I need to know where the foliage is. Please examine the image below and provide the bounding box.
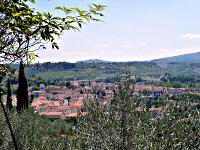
[76,76,200,150]
[0,65,16,82]
[0,109,75,150]
[171,93,200,103]
[65,81,72,88]
[0,0,105,75]
[0,77,199,149]
[0,0,106,149]
[17,62,28,113]
[32,62,76,71]
[26,61,200,87]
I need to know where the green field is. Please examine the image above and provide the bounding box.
[35,69,115,81]
[29,62,200,81]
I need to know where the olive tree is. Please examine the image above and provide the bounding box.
[0,0,106,65]
[0,0,105,149]
[76,75,200,150]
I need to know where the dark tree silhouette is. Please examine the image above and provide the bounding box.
[17,62,28,113]
[6,79,12,111]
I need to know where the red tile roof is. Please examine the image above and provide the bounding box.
[70,81,79,86]
[56,106,72,111]
[70,100,83,107]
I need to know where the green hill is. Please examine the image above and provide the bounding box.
[23,52,200,81]
[152,52,200,63]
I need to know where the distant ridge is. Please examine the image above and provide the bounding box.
[76,52,200,64]
[10,52,200,66]
[152,52,200,63]
[76,59,110,64]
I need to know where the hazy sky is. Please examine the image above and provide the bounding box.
[33,0,200,62]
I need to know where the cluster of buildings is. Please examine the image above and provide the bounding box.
[31,80,200,120]
[31,81,116,120]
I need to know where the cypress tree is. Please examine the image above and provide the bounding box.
[6,79,13,111]
[17,62,28,113]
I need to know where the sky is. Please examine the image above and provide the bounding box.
[32,0,200,63]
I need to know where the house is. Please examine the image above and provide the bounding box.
[82,94,95,99]
[90,81,97,87]
[134,84,152,92]
[45,101,61,107]
[171,88,183,96]
[32,91,44,99]
[82,87,93,94]
[63,99,69,106]
[70,100,83,108]
[70,81,79,87]
[106,83,117,90]
[105,90,114,98]
[189,88,200,94]
[149,107,162,118]
[35,106,50,112]
[31,96,46,107]
[40,84,46,90]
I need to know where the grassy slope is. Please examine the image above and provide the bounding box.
[160,63,200,75]
[36,69,114,81]
[33,63,200,81]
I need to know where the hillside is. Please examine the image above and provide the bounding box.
[22,52,200,81]
[152,52,200,63]
[25,60,200,82]
[77,59,110,64]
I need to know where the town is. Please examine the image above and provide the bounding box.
[1,0,200,149]
[29,79,200,120]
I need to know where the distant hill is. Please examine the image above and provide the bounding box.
[77,59,110,64]
[152,52,200,63]
[22,54,200,80]
[77,52,200,64]
[30,62,76,71]
[8,52,200,81]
